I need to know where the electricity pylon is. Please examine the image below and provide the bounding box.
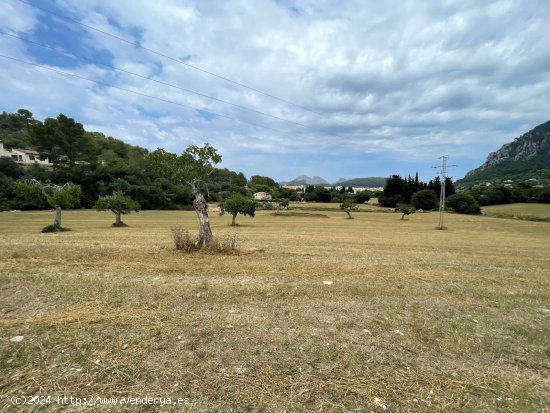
[432,156,456,230]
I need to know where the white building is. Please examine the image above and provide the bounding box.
[0,140,52,167]
[253,191,272,201]
[282,184,383,194]
[282,184,305,191]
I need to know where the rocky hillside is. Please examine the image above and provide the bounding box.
[480,121,550,168]
[460,121,550,186]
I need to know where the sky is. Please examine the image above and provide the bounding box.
[0,0,549,183]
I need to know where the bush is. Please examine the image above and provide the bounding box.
[171,226,240,254]
[171,226,199,252]
[355,190,371,204]
[446,193,481,214]
[411,189,438,210]
[277,199,290,209]
[378,194,405,208]
[257,202,275,210]
[206,233,240,254]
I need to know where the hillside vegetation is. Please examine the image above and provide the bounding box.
[482,203,550,221]
[336,177,387,187]
[0,110,270,210]
[459,154,550,187]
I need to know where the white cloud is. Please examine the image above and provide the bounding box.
[0,0,549,181]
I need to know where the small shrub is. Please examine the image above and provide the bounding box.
[277,199,290,209]
[171,226,199,252]
[205,233,240,254]
[171,227,240,254]
[258,202,274,210]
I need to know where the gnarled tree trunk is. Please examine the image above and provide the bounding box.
[53,205,62,227]
[193,191,213,247]
[113,210,122,226]
[231,213,237,226]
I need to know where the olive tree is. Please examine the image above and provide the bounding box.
[340,197,357,219]
[148,144,221,247]
[278,198,290,209]
[14,180,81,231]
[220,193,257,226]
[94,192,140,226]
[396,203,416,220]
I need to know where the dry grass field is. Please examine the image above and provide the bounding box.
[1,207,549,412]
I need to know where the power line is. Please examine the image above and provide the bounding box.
[0,53,333,141]
[16,0,344,125]
[0,31,347,137]
[0,53,280,134]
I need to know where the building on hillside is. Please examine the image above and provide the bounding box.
[353,186,384,193]
[282,184,383,194]
[324,185,384,194]
[282,184,305,191]
[253,191,272,201]
[0,140,52,167]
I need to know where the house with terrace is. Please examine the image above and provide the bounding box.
[0,140,52,167]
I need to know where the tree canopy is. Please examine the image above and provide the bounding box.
[411,189,438,210]
[31,114,87,168]
[396,204,416,220]
[3,109,549,214]
[148,144,221,192]
[446,193,481,214]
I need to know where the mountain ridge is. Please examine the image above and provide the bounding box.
[285,175,330,185]
[336,177,387,187]
[459,121,550,186]
[284,175,387,187]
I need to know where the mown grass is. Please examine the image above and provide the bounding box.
[291,201,390,213]
[0,208,549,412]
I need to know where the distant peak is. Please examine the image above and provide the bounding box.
[287,175,329,185]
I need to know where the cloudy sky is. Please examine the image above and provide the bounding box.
[1,0,549,183]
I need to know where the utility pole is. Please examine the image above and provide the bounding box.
[432,155,456,230]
